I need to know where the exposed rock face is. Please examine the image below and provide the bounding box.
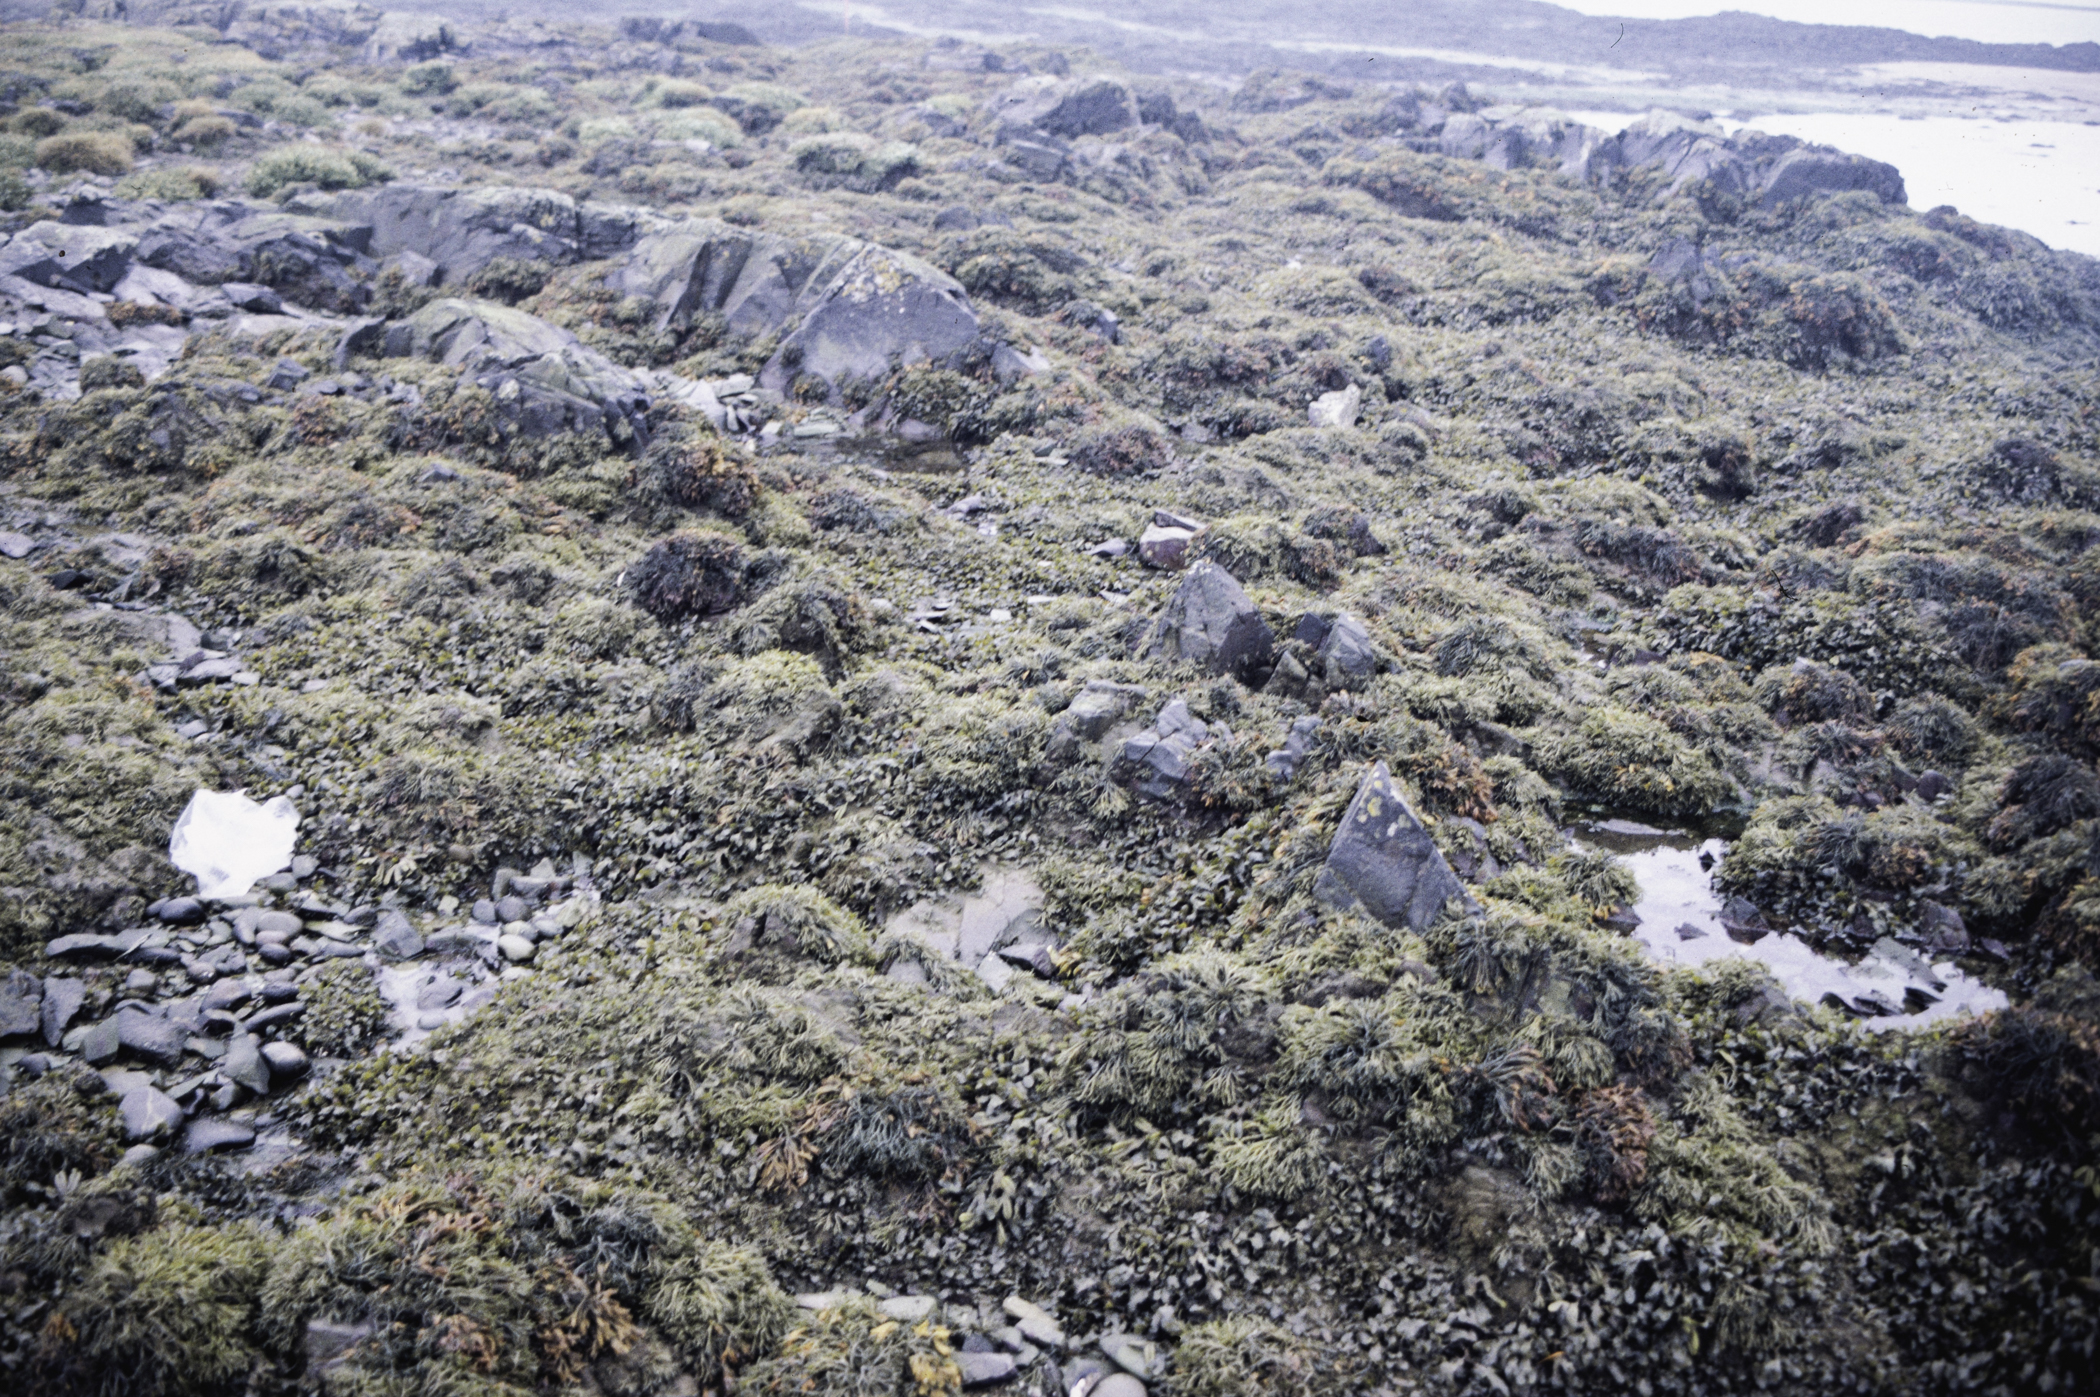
[1315,763,1475,933]
[1760,148,1906,206]
[1145,564,1275,682]
[606,221,984,398]
[991,75,1139,139]
[379,297,656,444]
[291,184,659,287]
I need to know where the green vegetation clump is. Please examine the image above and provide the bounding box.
[34,131,133,174]
[42,1223,272,1397]
[1538,706,1733,818]
[244,146,391,198]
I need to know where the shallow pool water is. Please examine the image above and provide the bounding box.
[1572,821,2009,1031]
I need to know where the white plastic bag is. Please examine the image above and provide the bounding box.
[168,789,301,899]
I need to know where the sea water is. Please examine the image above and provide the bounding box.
[1572,820,2009,1031]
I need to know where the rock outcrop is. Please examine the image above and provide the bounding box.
[605,221,986,399]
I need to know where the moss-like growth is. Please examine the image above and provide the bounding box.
[297,959,392,1058]
[740,1299,960,1397]
[1169,1316,1340,1396]
[34,130,133,175]
[244,145,391,198]
[41,1223,272,1397]
[1538,706,1732,819]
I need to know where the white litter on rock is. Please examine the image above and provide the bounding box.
[169,790,301,899]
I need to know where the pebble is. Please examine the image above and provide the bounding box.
[123,968,160,994]
[880,1295,939,1323]
[117,1144,162,1169]
[1095,1376,1147,1397]
[1100,1333,1162,1380]
[471,899,497,925]
[262,1041,309,1079]
[957,1352,1017,1387]
[255,910,302,935]
[497,934,536,963]
[153,896,206,925]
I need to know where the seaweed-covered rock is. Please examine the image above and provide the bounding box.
[1146,563,1276,683]
[382,297,656,443]
[1314,763,1475,933]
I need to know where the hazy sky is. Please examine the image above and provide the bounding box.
[1551,1,2100,46]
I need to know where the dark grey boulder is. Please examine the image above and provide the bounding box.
[40,977,85,1046]
[0,221,138,294]
[1146,563,1275,682]
[605,220,985,403]
[115,1008,186,1065]
[119,1085,184,1141]
[991,75,1137,139]
[1314,763,1475,933]
[1318,612,1377,685]
[1761,149,1905,206]
[379,298,655,444]
[1115,699,1209,802]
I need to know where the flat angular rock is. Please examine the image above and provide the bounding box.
[1317,612,1378,684]
[47,929,148,960]
[958,1350,1018,1387]
[120,1085,184,1141]
[183,1117,255,1155]
[222,1035,271,1094]
[374,910,424,959]
[41,977,86,1046]
[0,993,38,1039]
[115,1009,187,1065]
[80,1018,121,1065]
[1145,563,1275,683]
[1314,763,1475,933]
